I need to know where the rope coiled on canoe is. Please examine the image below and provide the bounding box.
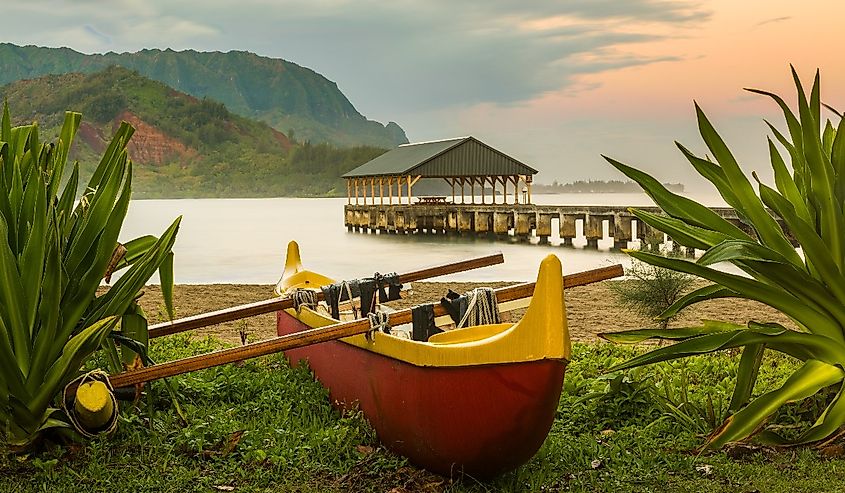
[457,287,500,329]
[292,288,318,313]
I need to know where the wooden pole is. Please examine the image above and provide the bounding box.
[503,177,508,205]
[379,177,383,205]
[355,178,359,205]
[370,178,375,206]
[398,175,403,204]
[513,176,519,205]
[388,176,393,205]
[527,176,532,204]
[481,176,485,204]
[148,252,506,338]
[407,175,412,204]
[493,176,505,204]
[346,179,351,205]
[108,264,624,389]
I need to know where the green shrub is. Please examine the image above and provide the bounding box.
[0,104,179,448]
[610,255,695,329]
[601,68,845,448]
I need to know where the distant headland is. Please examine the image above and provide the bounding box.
[533,180,684,194]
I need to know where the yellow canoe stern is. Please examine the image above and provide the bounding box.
[281,250,570,368]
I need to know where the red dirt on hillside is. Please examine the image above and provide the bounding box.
[77,122,106,155]
[115,111,197,165]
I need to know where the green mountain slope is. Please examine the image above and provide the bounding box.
[0,67,387,198]
[0,43,408,148]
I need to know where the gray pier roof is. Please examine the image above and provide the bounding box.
[342,136,537,178]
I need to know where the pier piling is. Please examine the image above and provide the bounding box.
[343,203,787,251]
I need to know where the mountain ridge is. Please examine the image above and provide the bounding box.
[0,66,387,198]
[0,42,408,148]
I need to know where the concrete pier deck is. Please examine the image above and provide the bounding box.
[344,203,776,252]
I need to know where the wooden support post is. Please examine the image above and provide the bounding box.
[407,175,412,204]
[354,178,359,205]
[515,212,532,240]
[388,176,393,205]
[346,179,351,205]
[481,176,486,204]
[527,177,532,204]
[495,177,499,205]
[474,212,491,233]
[560,214,576,246]
[537,214,552,242]
[450,178,455,203]
[493,212,510,235]
[613,215,633,250]
[458,210,473,232]
[379,177,383,205]
[513,176,520,204]
[497,176,503,205]
[370,178,375,206]
[398,175,403,204]
[585,214,603,249]
[503,177,508,205]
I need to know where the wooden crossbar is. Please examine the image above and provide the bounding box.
[148,252,505,338]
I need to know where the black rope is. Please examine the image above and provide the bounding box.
[367,311,390,341]
[292,288,318,313]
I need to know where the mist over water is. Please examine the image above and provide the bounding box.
[119,193,728,285]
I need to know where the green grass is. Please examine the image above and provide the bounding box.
[4,339,845,492]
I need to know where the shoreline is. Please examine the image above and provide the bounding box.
[137,280,793,345]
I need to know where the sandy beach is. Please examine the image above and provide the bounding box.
[136,280,794,345]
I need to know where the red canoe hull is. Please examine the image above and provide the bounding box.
[277,311,566,478]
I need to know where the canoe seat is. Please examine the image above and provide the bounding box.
[427,323,511,345]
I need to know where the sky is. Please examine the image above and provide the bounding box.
[3,0,844,190]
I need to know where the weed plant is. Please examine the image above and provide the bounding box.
[610,254,695,329]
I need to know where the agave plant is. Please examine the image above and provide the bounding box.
[0,104,179,448]
[600,68,845,448]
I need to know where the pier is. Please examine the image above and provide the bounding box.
[339,136,783,253]
[343,203,750,252]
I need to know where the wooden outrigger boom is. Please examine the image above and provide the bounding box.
[147,252,506,338]
[107,263,623,389]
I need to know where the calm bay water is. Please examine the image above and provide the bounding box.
[119,193,727,284]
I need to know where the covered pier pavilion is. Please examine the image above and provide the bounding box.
[342,136,538,206]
